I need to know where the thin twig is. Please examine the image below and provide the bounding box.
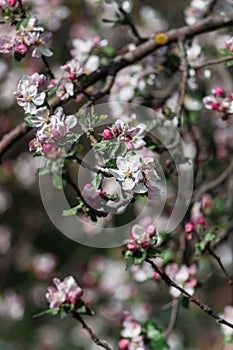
[194,159,233,201]
[164,299,179,339]
[146,258,233,329]
[176,38,189,127]
[65,171,108,218]
[41,55,55,80]
[202,0,218,18]
[74,157,112,178]
[190,56,233,70]
[206,243,233,287]
[117,5,145,43]
[84,74,116,106]
[17,0,26,17]
[0,121,30,160]
[73,312,113,350]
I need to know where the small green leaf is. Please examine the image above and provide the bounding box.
[33,308,60,318]
[96,0,104,7]
[144,321,169,350]
[106,158,117,169]
[103,193,118,201]
[24,116,36,127]
[180,295,189,309]
[75,300,95,316]
[37,167,50,176]
[92,173,103,189]
[16,17,29,30]
[103,45,115,57]
[62,203,83,216]
[224,333,233,344]
[52,173,65,190]
[46,85,57,96]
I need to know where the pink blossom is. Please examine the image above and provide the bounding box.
[185,222,194,233]
[103,128,114,140]
[8,0,17,5]
[212,86,225,98]
[118,339,130,349]
[46,276,83,309]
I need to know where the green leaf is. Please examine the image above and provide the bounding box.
[46,85,57,96]
[96,0,104,7]
[33,308,60,318]
[24,116,36,127]
[144,321,169,350]
[103,193,118,201]
[62,203,83,216]
[180,295,189,309]
[92,114,108,124]
[106,158,117,169]
[75,300,94,316]
[224,333,233,344]
[16,17,29,30]
[37,167,50,176]
[133,248,147,265]
[78,114,89,126]
[91,173,103,189]
[102,45,115,57]
[52,173,65,190]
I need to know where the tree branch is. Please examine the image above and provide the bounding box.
[194,159,233,201]
[190,55,233,70]
[1,12,233,157]
[146,258,233,329]
[176,38,189,127]
[73,312,113,350]
[206,243,233,288]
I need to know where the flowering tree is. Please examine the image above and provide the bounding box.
[0,0,233,349]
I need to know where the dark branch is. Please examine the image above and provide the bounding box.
[73,312,113,350]
[146,258,233,329]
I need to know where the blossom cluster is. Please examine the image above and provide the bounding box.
[46,276,83,310]
[14,72,77,154]
[203,86,233,121]
[165,263,197,298]
[126,224,157,252]
[118,313,146,350]
[102,119,146,150]
[109,155,161,199]
[184,193,214,240]
[0,17,52,58]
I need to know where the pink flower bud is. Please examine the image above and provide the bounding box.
[8,0,17,5]
[213,86,225,97]
[230,93,233,100]
[146,225,156,237]
[126,141,134,150]
[66,287,83,304]
[141,241,150,249]
[188,278,197,288]
[69,73,76,81]
[211,101,220,110]
[185,222,194,233]
[197,218,205,226]
[185,232,192,240]
[15,43,29,55]
[118,339,130,349]
[127,243,138,251]
[42,143,53,154]
[97,190,105,198]
[84,183,93,189]
[102,129,113,140]
[221,114,229,121]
